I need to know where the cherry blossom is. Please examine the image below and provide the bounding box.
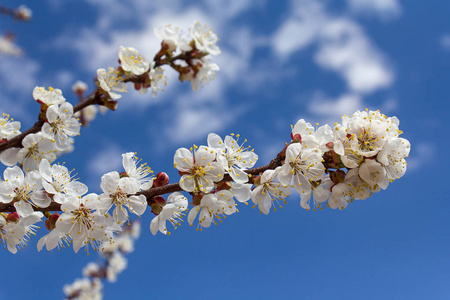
[251,167,291,214]
[32,86,65,106]
[207,133,258,184]
[98,171,147,225]
[97,67,127,100]
[41,102,80,150]
[0,166,50,217]
[174,145,224,193]
[118,46,150,76]
[150,192,188,235]
[56,194,112,253]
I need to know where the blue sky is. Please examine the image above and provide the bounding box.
[1,0,450,299]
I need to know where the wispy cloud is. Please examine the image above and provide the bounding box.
[346,0,401,19]
[440,34,450,51]
[407,142,436,173]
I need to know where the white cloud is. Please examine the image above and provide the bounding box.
[440,34,450,51]
[0,57,40,119]
[346,0,401,19]
[271,0,394,95]
[407,142,436,173]
[315,18,394,94]
[272,0,325,57]
[309,93,362,116]
[87,143,123,178]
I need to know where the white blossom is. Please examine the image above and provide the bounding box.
[154,24,191,52]
[148,62,167,98]
[174,145,224,193]
[278,143,325,196]
[32,86,65,106]
[251,167,291,214]
[189,21,221,56]
[39,159,88,204]
[0,166,50,217]
[41,102,80,150]
[150,192,188,235]
[0,212,43,254]
[122,152,154,190]
[207,133,258,184]
[17,132,57,172]
[56,194,112,253]
[0,113,21,140]
[97,67,127,100]
[118,46,149,76]
[98,171,147,225]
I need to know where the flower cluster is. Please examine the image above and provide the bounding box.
[95,20,221,105]
[0,149,153,254]
[147,110,409,235]
[0,87,80,171]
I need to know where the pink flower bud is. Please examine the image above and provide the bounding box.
[45,213,59,231]
[6,212,20,223]
[153,172,170,187]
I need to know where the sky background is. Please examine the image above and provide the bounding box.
[0,0,450,299]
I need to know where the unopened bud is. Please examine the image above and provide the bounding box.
[215,181,232,191]
[16,5,32,21]
[150,196,166,215]
[102,99,118,111]
[192,192,203,206]
[45,212,59,231]
[330,169,346,185]
[291,133,301,143]
[152,172,169,188]
[6,212,20,223]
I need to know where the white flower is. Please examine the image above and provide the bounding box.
[118,46,150,76]
[97,67,127,100]
[64,278,103,300]
[189,21,221,56]
[0,113,21,140]
[0,147,20,166]
[122,152,154,190]
[187,193,224,229]
[16,5,32,21]
[41,102,80,150]
[174,145,224,193]
[39,159,88,204]
[32,86,65,106]
[74,105,98,123]
[56,193,111,253]
[150,192,188,235]
[231,182,252,203]
[251,167,291,214]
[148,62,167,98]
[358,158,389,189]
[17,132,57,172]
[337,110,400,168]
[185,56,220,91]
[278,143,325,196]
[299,177,331,211]
[207,133,258,184]
[0,35,23,56]
[72,80,88,94]
[154,25,191,52]
[98,171,147,225]
[377,137,410,181]
[37,228,71,252]
[0,166,50,217]
[106,252,127,283]
[0,212,43,254]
